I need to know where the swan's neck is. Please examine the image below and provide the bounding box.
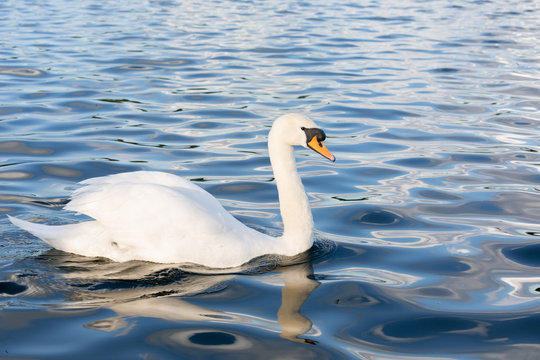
[268,135,314,255]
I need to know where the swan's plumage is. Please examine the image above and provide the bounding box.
[10,171,271,266]
[9,114,334,268]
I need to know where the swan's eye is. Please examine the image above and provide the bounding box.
[302,127,326,143]
[301,126,306,131]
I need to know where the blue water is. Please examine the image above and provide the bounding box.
[1,0,540,358]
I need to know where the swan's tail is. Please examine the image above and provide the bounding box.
[7,215,76,249]
[8,215,115,260]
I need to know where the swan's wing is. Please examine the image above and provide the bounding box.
[67,171,213,225]
[78,171,204,194]
[64,172,246,262]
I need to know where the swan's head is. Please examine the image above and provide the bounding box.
[271,114,335,162]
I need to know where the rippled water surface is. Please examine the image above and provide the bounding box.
[1,0,540,358]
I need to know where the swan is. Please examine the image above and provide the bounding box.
[8,114,335,268]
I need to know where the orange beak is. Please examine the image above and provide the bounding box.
[307,136,335,162]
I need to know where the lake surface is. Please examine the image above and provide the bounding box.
[1,0,540,358]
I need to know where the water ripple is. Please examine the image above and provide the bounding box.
[0,67,46,77]
[1,0,540,358]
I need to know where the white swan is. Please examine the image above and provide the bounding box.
[8,114,335,268]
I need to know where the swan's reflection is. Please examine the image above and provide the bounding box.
[278,262,319,343]
[42,252,320,344]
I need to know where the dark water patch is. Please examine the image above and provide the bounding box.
[0,105,57,116]
[416,287,456,298]
[335,77,390,85]
[341,89,390,99]
[435,41,466,48]
[134,59,191,67]
[96,57,194,71]
[371,128,489,143]
[115,113,183,125]
[211,55,248,62]
[324,282,381,308]
[376,316,483,343]
[19,90,101,101]
[175,94,250,105]
[514,100,540,111]
[347,167,406,185]
[1,140,119,163]
[111,137,169,150]
[328,141,407,159]
[356,15,415,23]
[488,115,539,129]
[187,121,237,130]
[98,98,143,104]
[18,91,55,100]
[450,154,493,163]
[38,161,140,183]
[376,33,414,40]
[278,61,333,69]
[355,141,408,154]
[85,268,188,291]
[409,257,471,275]
[0,194,68,210]
[70,127,184,146]
[248,46,312,54]
[427,67,463,74]
[388,156,447,169]
[475,169,540,186]
[145,132,195,146]
[227,140,267,151]
[503,243,540,267]
[186,109,262,119]
[471,59,506,67]
[412,188,463,202]
[435,103,489,114]
[315,243,390,270]
[323,120,375,133]
[419,192,540,223]
[189,157,270,178]
[328,194,368,203]
[0,281,27,295]
[326,206,449,236]
[305,173,361,196]
[281,70,361,78]
[488,315,540,345]
[358,210,402,226]
[482,38,520,47]
[0,307,127,358]
[182,71,224,80]
[319,105,422,120]
[147,326,337,358]
[189,331,236,345]
[419,200,504,217]
[325,36,363,43]
[309,239,338,264]
[501,86,540,97]
[58,100,115,113]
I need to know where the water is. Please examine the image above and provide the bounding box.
[1,0,540,358]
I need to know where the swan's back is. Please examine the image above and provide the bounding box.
[12,171,272,267]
